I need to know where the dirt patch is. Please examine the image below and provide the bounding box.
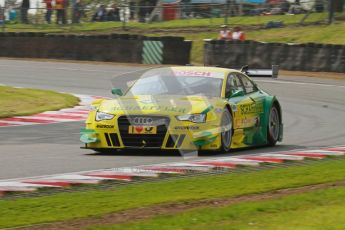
[14,180,345,230]
[280,70,345,80]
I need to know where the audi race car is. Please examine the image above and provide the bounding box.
[80,66,283,153]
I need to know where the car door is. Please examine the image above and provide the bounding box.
[235,73,266,145]
[226,73,255,130]
[225,72,253,148]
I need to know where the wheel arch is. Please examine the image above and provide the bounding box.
[225,103,233,115]
[218,103,234,152]
[264,96,282,123]
[265,96,283,142]
[271,98,282,123]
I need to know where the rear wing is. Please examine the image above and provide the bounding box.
[240,65,279,78]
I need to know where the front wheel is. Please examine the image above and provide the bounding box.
[267,105,280,146]
[219,109,233,152]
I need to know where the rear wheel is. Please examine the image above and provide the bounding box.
[268,105,280,146]
[219,109,233,152]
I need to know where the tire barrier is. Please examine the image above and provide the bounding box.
[0,32,192,65]
[204,40,345,73]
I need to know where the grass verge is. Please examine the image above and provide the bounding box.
[2,158,345,228]
[4,13,327,33]
[0,86,80,118]
[94,186,345,230]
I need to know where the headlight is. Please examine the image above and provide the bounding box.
[95,111,115,121]
[176,114,206,123]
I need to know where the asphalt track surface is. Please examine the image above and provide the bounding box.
[0,59,345,180]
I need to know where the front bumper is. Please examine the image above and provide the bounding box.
[80,115,222,151]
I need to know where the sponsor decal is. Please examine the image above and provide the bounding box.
[174,126,200,130]
[239,103,263,115]
[173,70,224,79]
[235,116,259,128]
[96,125,114,129]
[111,105,186,114]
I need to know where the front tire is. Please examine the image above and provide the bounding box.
[268,105,280,146]
[219,109,233,152]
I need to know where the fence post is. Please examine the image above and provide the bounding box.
[224,0,229,25]
[329,0,335,24]
[0,4,5,32]
[272,65,279,78]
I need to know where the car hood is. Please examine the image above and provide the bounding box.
[97,95,225,116]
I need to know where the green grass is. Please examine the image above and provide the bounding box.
[2,158,345,228]
[0,86,80,118]
[4,13,327,33]
[248,22,345,44]
[92,186,345,230]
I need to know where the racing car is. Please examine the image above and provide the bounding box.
[80,66,283,153]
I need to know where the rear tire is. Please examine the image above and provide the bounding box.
[219,109,233,152]
[268,105,280,146]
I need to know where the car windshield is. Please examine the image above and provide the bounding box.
[125,68,224,97]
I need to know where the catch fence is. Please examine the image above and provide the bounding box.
[0,0,343,31]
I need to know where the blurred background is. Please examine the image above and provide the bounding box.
[0,0,343,26]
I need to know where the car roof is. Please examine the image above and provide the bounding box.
[170,66,240,79]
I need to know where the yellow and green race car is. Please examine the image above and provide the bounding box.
[80,66,283,153]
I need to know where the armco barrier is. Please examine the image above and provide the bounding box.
[204,40,345,73]
[0,33,191,65]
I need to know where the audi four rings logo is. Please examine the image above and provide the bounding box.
[130,117,154,125]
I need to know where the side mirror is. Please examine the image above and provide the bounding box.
[111,88,123,96]
[240,65,249,74]
[90,98,104,110]
[229,89,245,98]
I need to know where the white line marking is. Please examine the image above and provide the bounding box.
[0,121,38,125]
[302,150,345,156]
[46,174,107,181]
[0,182,57,188]
[259,153,304,160]
[0,186,37,192]
[255,79,345,88]
[203,157,261,166]
[84,170,159,177]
